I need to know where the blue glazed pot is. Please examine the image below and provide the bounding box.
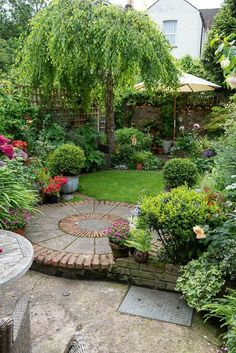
[61,176,79,194]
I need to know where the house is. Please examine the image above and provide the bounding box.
[147,0,219,59]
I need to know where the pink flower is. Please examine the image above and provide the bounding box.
[0,135,10,145]
[0,144,14,159]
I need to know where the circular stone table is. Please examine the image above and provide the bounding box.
[0,230,34,287]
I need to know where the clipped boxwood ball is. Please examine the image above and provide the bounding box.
[48,144,85,176]
[163,158,198,188]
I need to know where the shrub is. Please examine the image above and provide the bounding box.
[142,152,163,171]
[67,124,104,171]
[176,256,225,310]
[163,158,198,188]
[140,186,218,264]
[48,144,85,176]
[112,127,152,167]
[132,151,148,164]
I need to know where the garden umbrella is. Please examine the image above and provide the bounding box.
[134,73,221,141]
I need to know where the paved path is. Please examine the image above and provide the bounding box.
[0,271,219,353]
[25,200,135,270]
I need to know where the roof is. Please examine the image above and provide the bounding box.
[199,8,220,29]
[148,0,199,12]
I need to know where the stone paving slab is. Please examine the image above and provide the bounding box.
[26,200,135,271]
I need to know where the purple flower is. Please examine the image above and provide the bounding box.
[203,149,215,158]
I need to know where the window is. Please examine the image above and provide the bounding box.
[163,20,177,46]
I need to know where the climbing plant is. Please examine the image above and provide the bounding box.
[17,0,178,163]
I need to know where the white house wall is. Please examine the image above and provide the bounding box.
[148,0,203,59]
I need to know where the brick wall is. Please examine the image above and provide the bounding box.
[108,257,180,291]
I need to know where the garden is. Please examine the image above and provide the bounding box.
[0,0,236,352]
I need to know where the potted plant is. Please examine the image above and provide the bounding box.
[106,220,130,258]
[132,151,147,170]
[154,136,164,155]
[42,176,68,203]
[48,144,85,194]
[125,228,152,263]
[2,208,32,235]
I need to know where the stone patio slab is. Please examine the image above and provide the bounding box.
[64,237,95,254]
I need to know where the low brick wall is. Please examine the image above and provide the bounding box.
[108,258,180,291]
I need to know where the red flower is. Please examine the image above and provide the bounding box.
[12,140,27,151]
[42,176,67,195]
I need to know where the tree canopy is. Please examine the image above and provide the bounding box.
[17,0,179,159]
[202,0,236,84]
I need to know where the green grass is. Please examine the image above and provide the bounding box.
[79,170,164,204]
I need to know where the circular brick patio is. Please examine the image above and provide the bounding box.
[25,200,135,272]
[59,213,126,238]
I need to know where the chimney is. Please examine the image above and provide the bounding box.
[125,0,133,9]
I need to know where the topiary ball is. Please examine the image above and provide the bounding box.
[163,158,198,188]
[48,144,85,176]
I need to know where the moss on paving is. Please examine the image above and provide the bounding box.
[79,170,164,204]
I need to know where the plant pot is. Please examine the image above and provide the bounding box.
[162,140,173,154]
[136,163,143,171]
[109,241,129,258]
[157,147,164,155]
[133,249,149,263]
[61,176,79,194]
[12,228,26,236]
[44,194,60,204]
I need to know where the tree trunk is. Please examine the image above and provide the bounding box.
[105,71,115,168]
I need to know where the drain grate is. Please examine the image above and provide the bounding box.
[118,286,193,327]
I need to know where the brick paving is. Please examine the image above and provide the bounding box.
[25,200,135,271]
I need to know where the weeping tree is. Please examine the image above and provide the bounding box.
[17,0,178,163]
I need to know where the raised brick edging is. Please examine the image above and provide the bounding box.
[32,244,180,291]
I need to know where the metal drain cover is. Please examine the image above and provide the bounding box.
[118,286,193,327]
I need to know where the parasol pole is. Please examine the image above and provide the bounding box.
[173,95,177,142]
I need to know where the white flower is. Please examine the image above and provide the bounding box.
[221,58,230,69]
[179,126,185,132]
[226,74,236,89]
[225,183,236,190]
[193,123,200,130]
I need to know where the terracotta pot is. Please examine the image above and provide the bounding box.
[109,241,129,259]
[133,249,149,263]
[136,163,143,171]
[44,194,59,204]
[157,147,164,155]
[13,228,26,236]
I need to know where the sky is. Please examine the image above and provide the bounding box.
[110,0,223,10]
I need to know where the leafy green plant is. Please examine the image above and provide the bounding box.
[67,125,104,172]
[163,158,198,188]
[113,128,153,167]
[203,290,236,353]
[213,119,236,190]
[125,227,152,253]
[142,152,163,171]
[132,151,148,164]
[0,167,37,228]
[140,186,218,264]
[48,144,85,176]
[176,256,225,310]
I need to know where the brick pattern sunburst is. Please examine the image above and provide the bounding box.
[58,213,125,238]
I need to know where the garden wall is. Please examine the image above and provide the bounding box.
[31,254,180,292]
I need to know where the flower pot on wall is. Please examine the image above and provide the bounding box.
[109,241,129,258]
[162,140,173,154]
[61,176,79,194]
[133,250,149,263]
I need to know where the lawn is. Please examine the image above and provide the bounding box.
[79,170,164,204]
